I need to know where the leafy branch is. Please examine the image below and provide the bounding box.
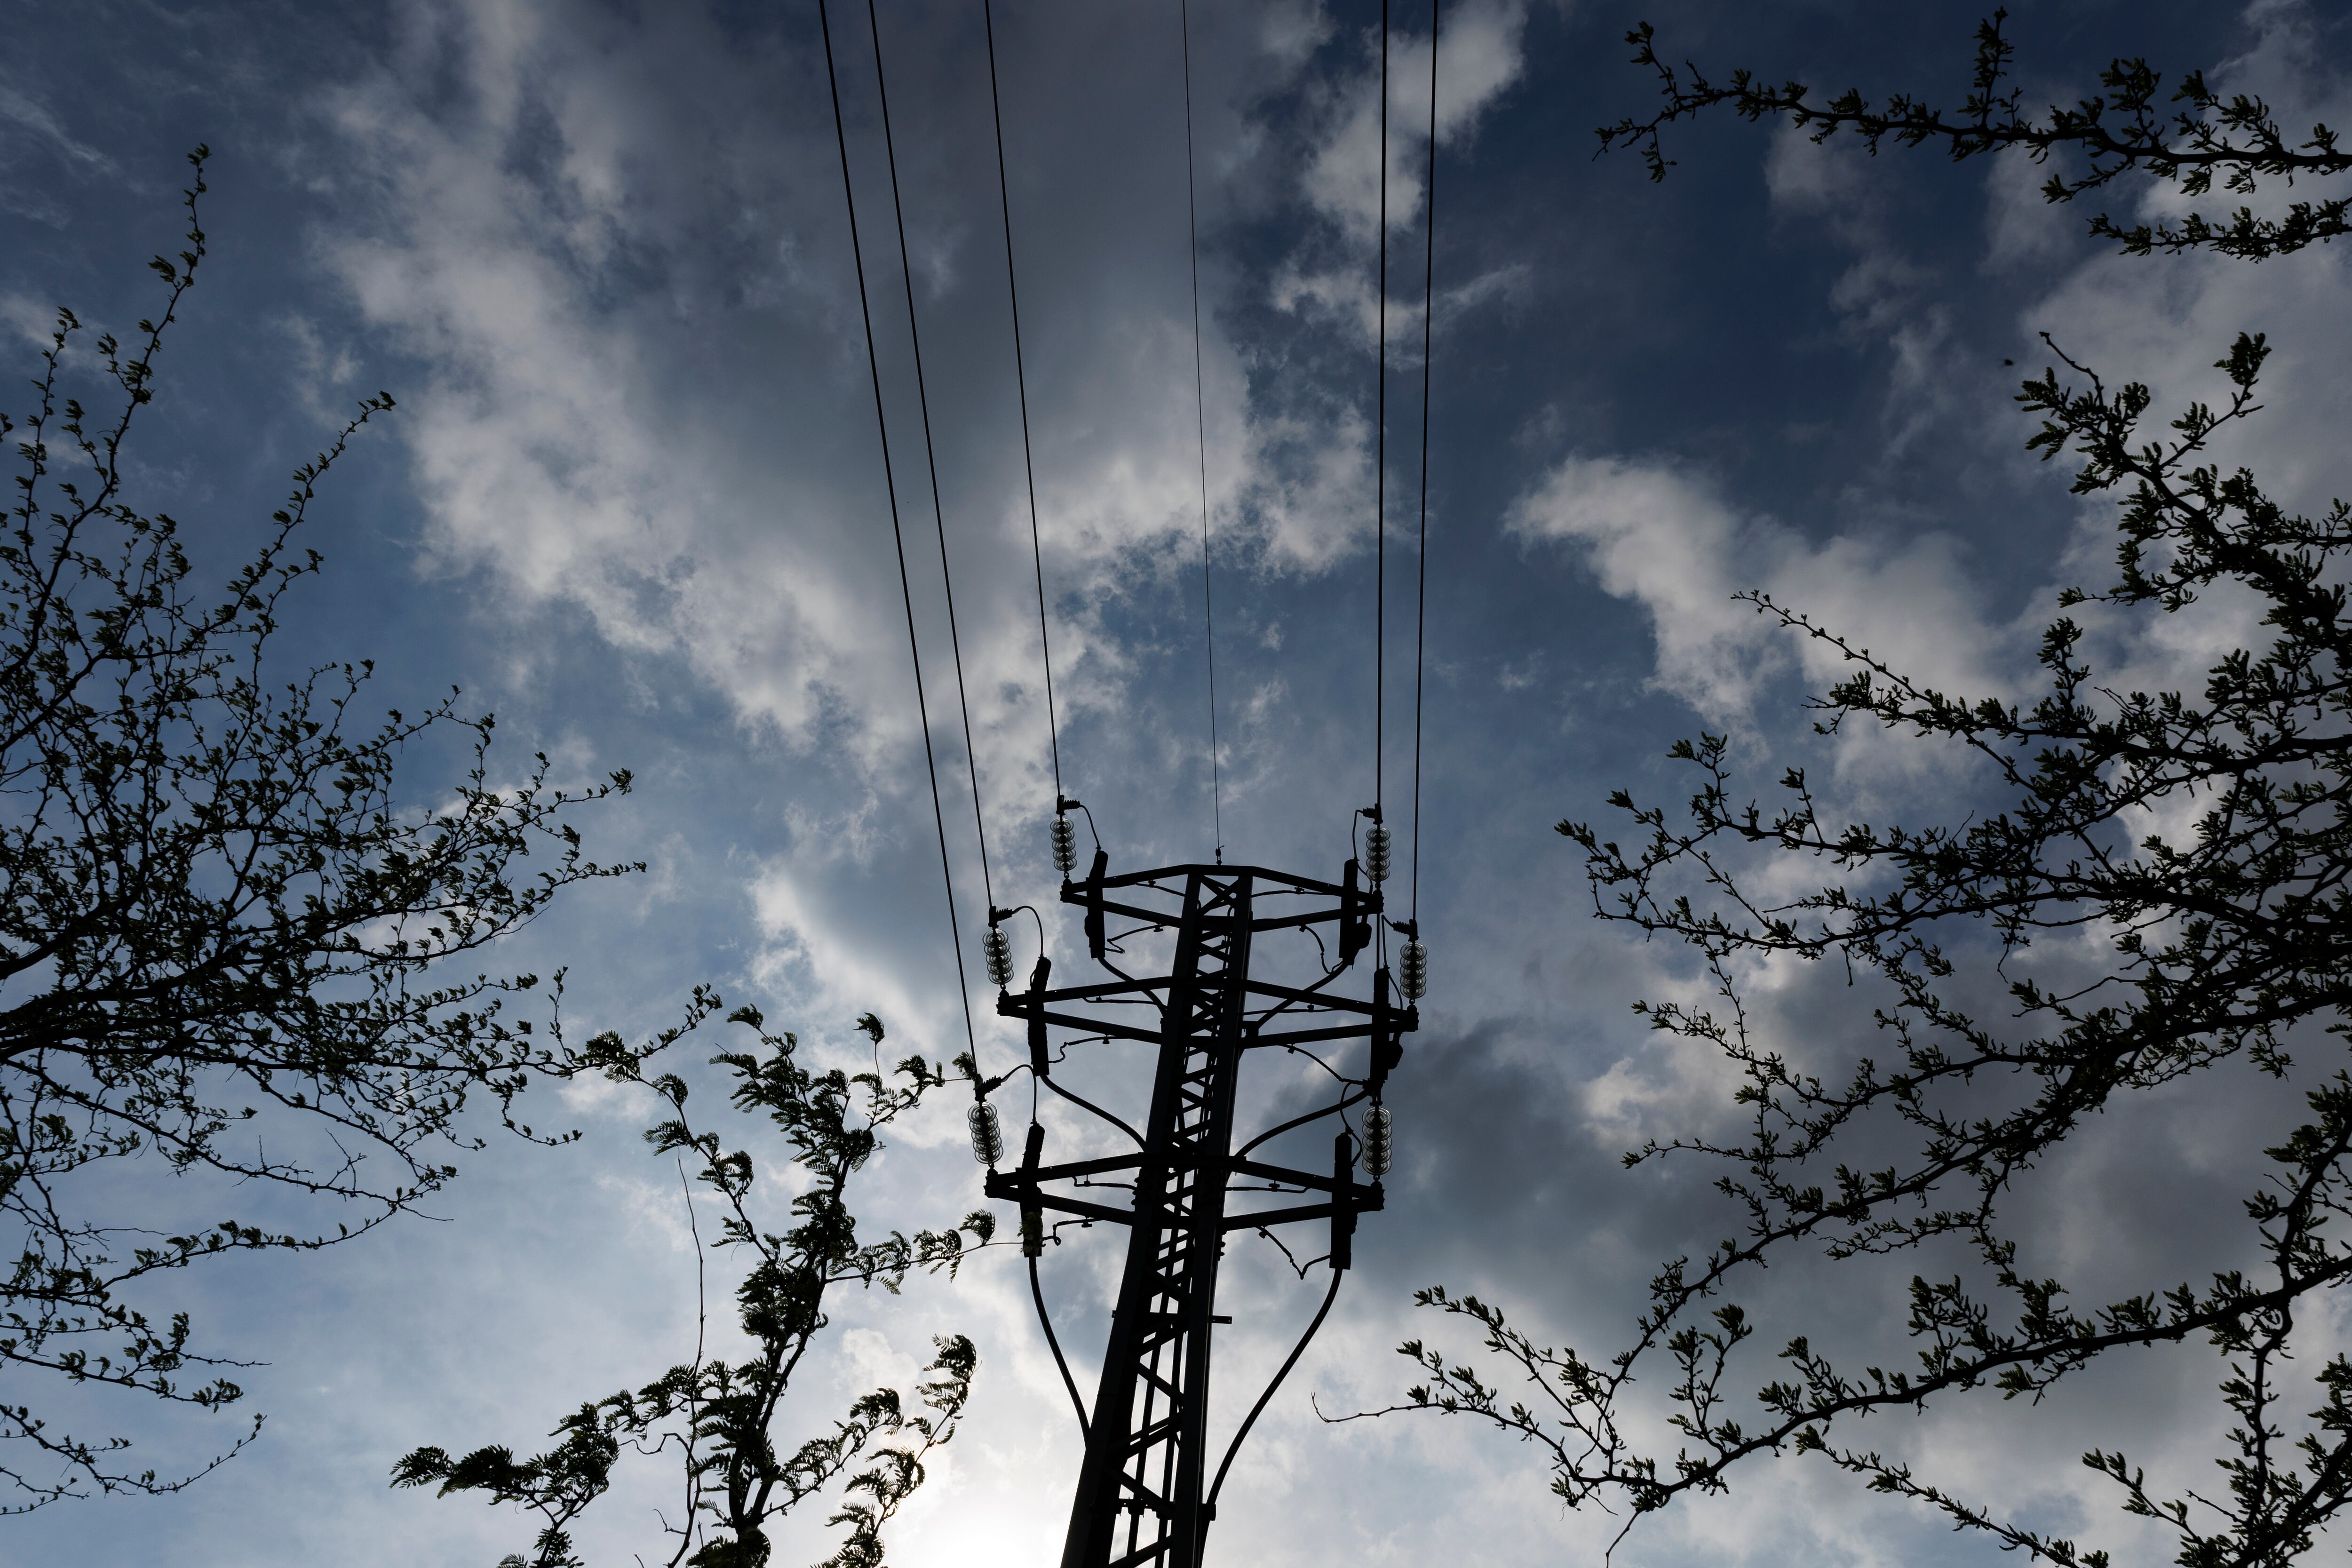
[0,148,649,1506]
[1597,10,2352,259]
[1362,329,2352,1567]
[396,1009,996,1568]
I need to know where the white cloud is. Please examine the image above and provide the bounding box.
[1980,142,2075,271]
[315,0,1462,865]
[1505,452,2002,727]
[0,83,112,171]
[0,292,56,348]
[1301,0,1530,242]
[747,856,961,1071]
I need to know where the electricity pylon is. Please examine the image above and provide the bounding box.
[984,844,1414,1568]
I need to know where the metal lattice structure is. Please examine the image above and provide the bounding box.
[985,847,1414,1568]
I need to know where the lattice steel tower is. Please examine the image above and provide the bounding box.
[979,824,1420,1568]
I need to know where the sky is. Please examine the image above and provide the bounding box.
[5,1,2352,1564]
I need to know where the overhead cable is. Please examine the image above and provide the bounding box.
[868,0,1001,931]
[1178,0,1224,863]
[1375,0,1390,839]
[1411,0,1438,928]
[982,0,1064,804]
[817,0,980,1072]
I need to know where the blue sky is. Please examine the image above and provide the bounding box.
[6,1,2350,1564]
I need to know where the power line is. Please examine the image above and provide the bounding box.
[985,0,1089,1449]
[1177,0,1223,864]
[1411,0,1438,926]
[1375,0,1390,833]
[982,0,1063,804]
[866,0,999,929]
[816,0,978,1070]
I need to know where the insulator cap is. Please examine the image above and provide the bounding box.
[1365,824,1391,883]
[1050,812,1078,875]
[968,1100,1004,1166]
[982,924,1013,988]
[1363,1104,1393,1177]
[1399,939,1427,1000]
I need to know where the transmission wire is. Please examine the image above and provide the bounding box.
[1374,0,1389,838]
[983,0,1062,803]
[984,0,1089,1441]
[1411,0,1438,927]
[1178,0,1223,863]
[866,0,999,939]
[818,0,979,1074]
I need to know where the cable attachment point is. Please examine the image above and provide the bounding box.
[1331,1130,1358,1272]
[1026,954,1054,1075]
[1019,1120,1046,1255]
[1399,939,1427,1001]
[1051,811,1078,876]
[1339,858,1370,967]
[1363,1103,1394,1178]
[968,1099,1005,1167]
[983,922,1014,988]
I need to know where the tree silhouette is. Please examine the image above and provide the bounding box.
[1369,16,2352,1566]
[1600,9,2352,260]
[396,1011,993,1568]
[0,149,643,1509]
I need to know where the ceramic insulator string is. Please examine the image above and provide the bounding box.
[969,1100,1005,1166]
[1363,1104,1394,1177]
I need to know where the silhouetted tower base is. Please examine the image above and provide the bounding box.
[987,855,1411,1568]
